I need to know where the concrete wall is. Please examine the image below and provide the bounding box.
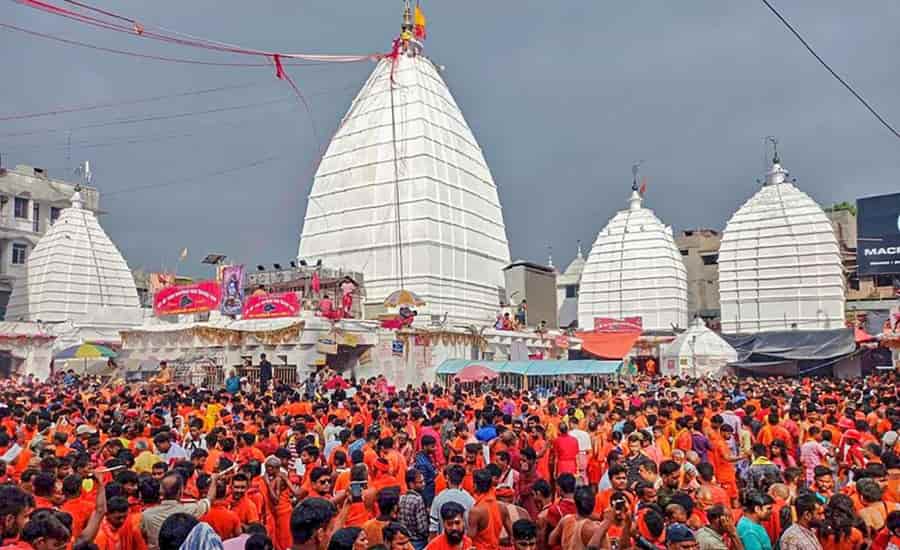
[675,230,721,319]
[503,264,558,328]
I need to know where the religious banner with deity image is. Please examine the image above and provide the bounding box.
[219,265,245,316]
[242,292,300,319]
[153,281,221,316]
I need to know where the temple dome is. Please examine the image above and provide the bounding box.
[298,40,510,324]
[5,190,140,323]
[557,244,585,327]
[578,188,689,331]
[718,156,845,333]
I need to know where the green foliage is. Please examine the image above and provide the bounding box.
[825,201,857,216]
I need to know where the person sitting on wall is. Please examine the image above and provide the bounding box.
[380,306,417,330]
[319,293,343,321]
[150,360,172,385]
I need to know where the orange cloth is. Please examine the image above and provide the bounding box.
[426,534,473,550]
[202,501,242,540]
[821,528,864,550]
[576,331,641,359]
[472,491,502,550]
[345,502,370,528]
[265,486,293,550]
[94,517,147,550]
[363,518,390,547]
[232,496,261,526]
[61,498,94,540]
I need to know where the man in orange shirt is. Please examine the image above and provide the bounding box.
[198,474,242,540]
[427,501,472,550]
[230,473,260,528]
[60,475,93,540]
[94,496,147,550]
[758,413,793,452]
[710,424,742,506]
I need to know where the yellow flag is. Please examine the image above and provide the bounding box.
[414,6,426,40]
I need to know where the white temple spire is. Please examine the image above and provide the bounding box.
[579,170,688,331]
[719,142,844,332]
[298,26,510,325]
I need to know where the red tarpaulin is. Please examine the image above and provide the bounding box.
[242,292,300,319]
[454,364,499,383]
[577,331,641,360]
[154,281,221,316]
[854,327,875,343]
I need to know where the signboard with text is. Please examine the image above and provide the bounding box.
[593,316,643,333]
[153,281,221,316]
[858,193,900,276]
[241,292,300,319]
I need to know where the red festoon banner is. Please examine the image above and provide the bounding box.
[593,317,643,333]
[241,292,300,319]
[153,281,221,316]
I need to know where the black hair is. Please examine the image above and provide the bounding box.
[512,519,537,542]
[290,497,337,545]
[557,473,577,495]
[158,513,199,550]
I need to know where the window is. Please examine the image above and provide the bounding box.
[565,284,579,298]
[680,249,689,256]
[11,244,27,265]
[32,203,40,232]
[874,275,894,288]
[701,253,719,266]
[13,197,28,219]
[50,207,61,224]
[848,275,860,291]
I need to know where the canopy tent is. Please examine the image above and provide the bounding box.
[454,364,499,383]
[660,317,737,378]
[576,331,641,359]
[721,328,857,377]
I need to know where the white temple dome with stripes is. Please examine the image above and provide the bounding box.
[5,190,140,323]
[578,185,689,331]
[718,154,845,333]
[298,40,510,324]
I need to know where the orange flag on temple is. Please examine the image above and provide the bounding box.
[414,5,427,40]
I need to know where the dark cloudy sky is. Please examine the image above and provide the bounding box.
[2,1,898,277]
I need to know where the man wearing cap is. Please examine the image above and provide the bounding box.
[737,491,774,550]
[72,424,97,454]
[667,523,700,550]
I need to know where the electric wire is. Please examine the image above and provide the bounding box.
[760,0,900,140]
[1,97,293,138]
[0,81,263,122]
[0,22,340,67]
[102,153,290,198]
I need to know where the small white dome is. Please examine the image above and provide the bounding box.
[578,189,689,331]
[5,191,140,322]
[719,157,845,332]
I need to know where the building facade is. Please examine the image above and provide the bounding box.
[0,164,100,318]
[502,261,558,329]
[675,229,721,322]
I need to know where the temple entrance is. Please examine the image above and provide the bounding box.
[0,351,20,379]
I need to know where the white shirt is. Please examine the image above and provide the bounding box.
[569,429,592,452]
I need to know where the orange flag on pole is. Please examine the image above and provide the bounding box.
[414,5,427,40]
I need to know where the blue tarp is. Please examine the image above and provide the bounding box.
[435,359,621,377]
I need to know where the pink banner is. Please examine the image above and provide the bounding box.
[154,281,221,316]
[242,292,300,319]
[593,317,643,333]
